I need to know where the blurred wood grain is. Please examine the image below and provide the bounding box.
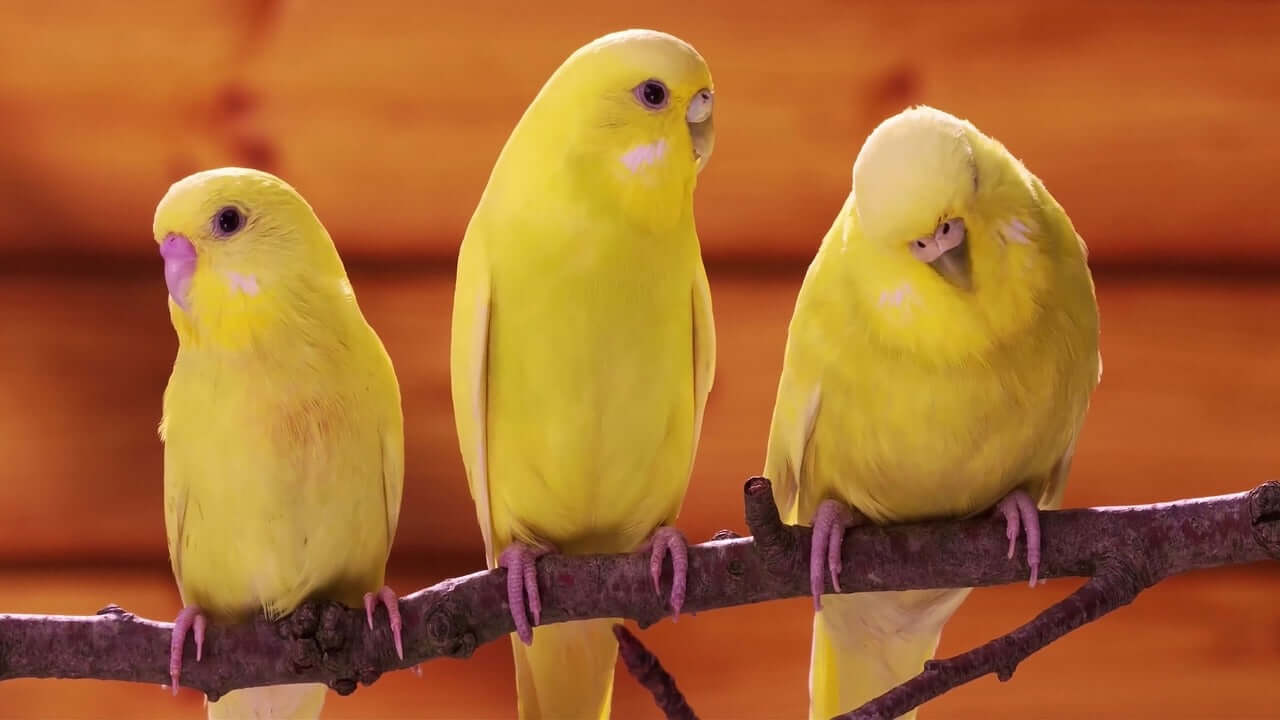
[0,266,1276,566]
[1,565,1277,717]
[1,2,1278,264]
[3,6,1278,715]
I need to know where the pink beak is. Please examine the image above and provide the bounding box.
[160,233,197,311]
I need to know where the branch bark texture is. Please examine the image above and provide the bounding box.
[612,624,697,720]
[1,478,1276,716]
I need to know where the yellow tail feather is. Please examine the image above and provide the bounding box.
[809,589,970,720]
[512,618,617,720]
[206,683,326,720]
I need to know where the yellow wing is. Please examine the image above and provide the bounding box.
[762,211,845,523]
[1038,438,1077,512]
[160,403,189,592]
[375,346,405,551]
[1027,172,1102,513]
[762,374,821,526]
[450,229,495,567]
[690,256,716,473]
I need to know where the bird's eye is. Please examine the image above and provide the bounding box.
[214,207,244,237]
[634,80,669,110]
[941,222,951,235]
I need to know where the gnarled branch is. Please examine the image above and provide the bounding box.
[613,624,697,720]
[1,478,1276,717]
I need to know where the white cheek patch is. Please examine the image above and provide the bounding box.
[226,272,261,296]
[878,283,915,308]
[621,139,668,173]
[1002,218,1035,245]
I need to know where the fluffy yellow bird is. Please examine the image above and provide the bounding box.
[156,168,405,719]
[450,29,717,720]
[763,106,1101,719]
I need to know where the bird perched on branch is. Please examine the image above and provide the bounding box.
[155,168,405,719]
[763,106,1101,719]
[450,29,717,720]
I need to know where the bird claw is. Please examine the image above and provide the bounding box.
[993,489,1042,587]
[499,542,551,646]
[646,526,689,621]
[810,499,859,612]
[169,605,207,696]
[363,585,404,660]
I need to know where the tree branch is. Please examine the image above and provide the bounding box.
[835,556,1148,719]
[1,478,1276,716]
[833,483,1280,719]
[612,625,698,720]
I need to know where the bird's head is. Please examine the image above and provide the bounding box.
[845,105,1057,358]
[153,168,351,348]
[501,29,715,231]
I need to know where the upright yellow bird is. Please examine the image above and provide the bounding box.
[156,168,405,719]
[450,29,717,720]
[763,106,1101,719]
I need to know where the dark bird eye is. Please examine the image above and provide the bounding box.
[941,222,951,235]
[635,80,668,110]
[214,207,244,237]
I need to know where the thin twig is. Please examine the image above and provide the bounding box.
[836,557,1152,719]
[0,478,1275,713]
[832,483,1280,719]
[613,625,698,720]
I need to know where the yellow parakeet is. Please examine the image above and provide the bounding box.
[156,168,405,719]
[763,106,1101,719]
[450,29,717,720]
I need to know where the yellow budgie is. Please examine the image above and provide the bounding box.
[156,168,405,719]
[450,29,716,720]
[763,106,1101,719]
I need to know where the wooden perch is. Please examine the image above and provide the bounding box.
[1,478,1277,718]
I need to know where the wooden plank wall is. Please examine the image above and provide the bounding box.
[1,6,1277,716]
[2,269,1277,564]
[0,1,1278,264]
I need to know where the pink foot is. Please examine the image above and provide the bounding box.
[646,526,689,621]
[499,542,550,646]
[169,605,207,696]
[994,489,1042,587]
[810,499,861,612]
[363,585,404,660]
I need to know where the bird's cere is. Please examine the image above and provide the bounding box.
[686,89,713,124]
[160,233,197,311]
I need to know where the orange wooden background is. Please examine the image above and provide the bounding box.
[2,1,1279,265]
[1,2,1279,718]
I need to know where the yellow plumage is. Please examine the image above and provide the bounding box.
[451,29,716,719]
[156,168,404,719]
[764,106,1100,719]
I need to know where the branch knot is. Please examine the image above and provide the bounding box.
[1248,480,1280,559]
[425,602,477,660]
[743,477,803,579]
[94,604,129,618]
